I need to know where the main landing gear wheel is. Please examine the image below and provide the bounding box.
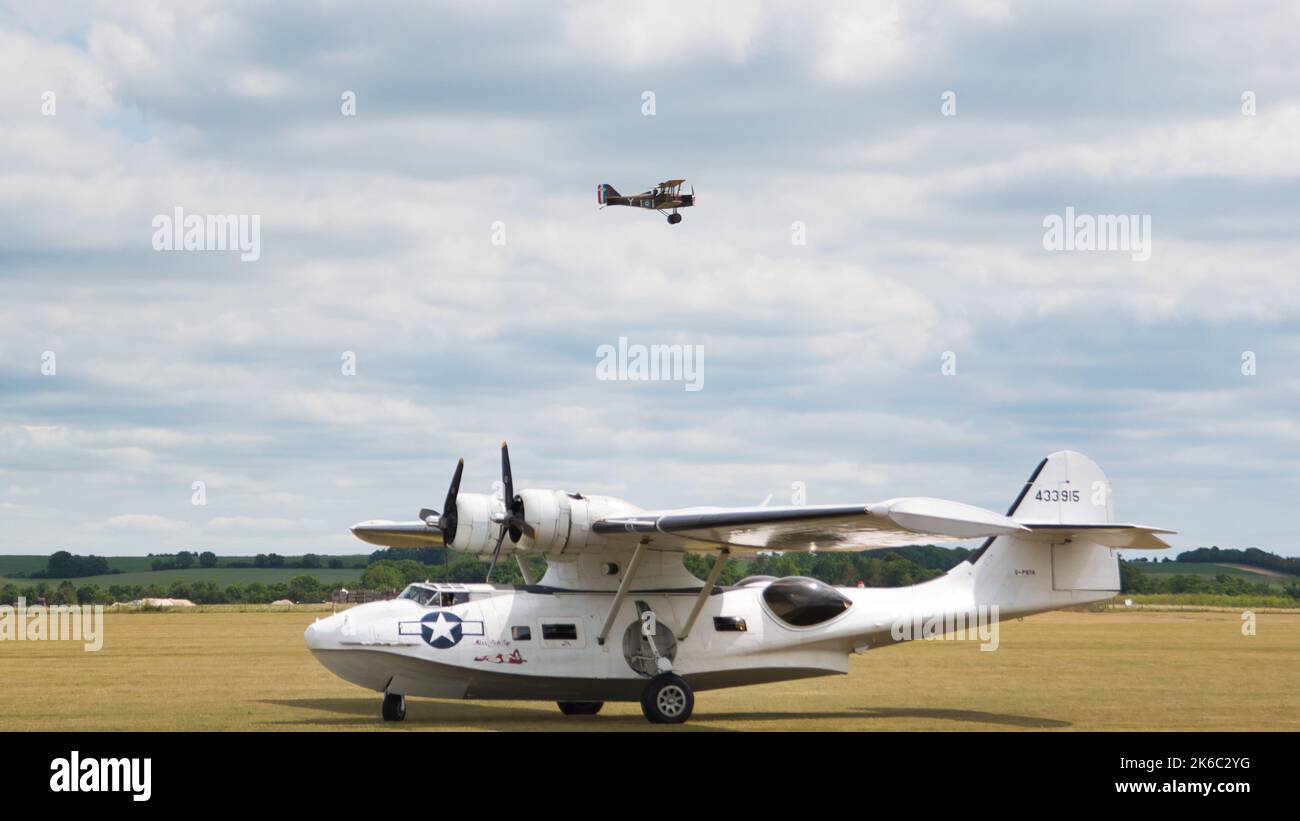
[557,701,604,716]
[667,213,682,225]
[640,673,693,724]
[382,692,406,722]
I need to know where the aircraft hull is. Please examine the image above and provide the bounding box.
[309,646,836,701]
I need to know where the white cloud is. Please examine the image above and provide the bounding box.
[2,2,1298,556]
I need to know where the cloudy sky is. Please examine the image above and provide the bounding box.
[2,1,1298,557]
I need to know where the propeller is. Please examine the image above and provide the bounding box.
[418,458,464,544]
[486,441,535,582]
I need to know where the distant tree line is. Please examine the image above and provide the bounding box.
[150,551,362,571]
[1120,561,1300,599]
[10,544,1297,607]
[1173,546,1300,576]
[16,551,120,579]
[0,576,338,607]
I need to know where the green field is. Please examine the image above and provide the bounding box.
[1133,562,1279,578]
[1131,561,1295,588]
[1,609,1296,731]
[0,567,366,588]
[0,554,372,588]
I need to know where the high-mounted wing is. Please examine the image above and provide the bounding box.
[350,520,445,547]
[592,497,1028,553]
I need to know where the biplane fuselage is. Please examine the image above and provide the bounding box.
[598,179,694,223]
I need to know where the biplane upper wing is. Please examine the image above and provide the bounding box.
[658,179,686,189]
[592,497,1028,553]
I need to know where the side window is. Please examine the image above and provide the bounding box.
[540,622,585,649]
[713,616,747,632]
[511,626,531,641]
[761,577,852,627]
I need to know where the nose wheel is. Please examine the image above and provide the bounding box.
[382,692,406,721]
[640,673,693,724]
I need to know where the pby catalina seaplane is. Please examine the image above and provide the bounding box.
[306,445,1172,724]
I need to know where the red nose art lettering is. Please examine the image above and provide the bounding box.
[475,649,526,664]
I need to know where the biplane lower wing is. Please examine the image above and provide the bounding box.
[592,497,1028,552]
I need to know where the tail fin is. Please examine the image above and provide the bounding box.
[597,183,619,204]
[1005,450,1111,525]
[969,451,1174,612]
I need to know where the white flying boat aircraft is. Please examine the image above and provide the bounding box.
[306,445,1172,723]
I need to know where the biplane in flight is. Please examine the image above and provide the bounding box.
[598,179,695,224]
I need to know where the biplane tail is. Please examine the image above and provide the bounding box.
[597,183,619,205]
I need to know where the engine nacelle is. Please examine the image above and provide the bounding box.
[446,489,644,557]
[445,489,584,556]
[444,492,499,555]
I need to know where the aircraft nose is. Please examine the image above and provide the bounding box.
[304,613,344,651]
[304,619,323,650]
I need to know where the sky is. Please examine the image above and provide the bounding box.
[2,1,1298,557]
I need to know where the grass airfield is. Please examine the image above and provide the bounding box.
[1,608,1297,731]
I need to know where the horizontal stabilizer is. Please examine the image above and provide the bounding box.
[1018,523,1176,549]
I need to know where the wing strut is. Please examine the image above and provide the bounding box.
[596,540,649,646]
[678,549,729,641]
[515,554,537,586]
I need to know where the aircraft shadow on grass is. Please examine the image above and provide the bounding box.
[259,698,1070,730]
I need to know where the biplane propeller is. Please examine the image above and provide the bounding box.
[598,179,695,224]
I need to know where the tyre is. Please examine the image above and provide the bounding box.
[640,673,693,724]
[382,692,406,721]
[557,701,604,716]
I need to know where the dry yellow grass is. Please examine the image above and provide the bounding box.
[1,609,1296,731]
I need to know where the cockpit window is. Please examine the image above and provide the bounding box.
[400,585,436,605]
[761,577,852,627]
[399,585,470,607]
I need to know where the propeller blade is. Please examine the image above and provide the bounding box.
[418,508,439,524]
[501,441,528,542]
[500,441,513,510]
[437,459,464,543]
[445,458,464,511]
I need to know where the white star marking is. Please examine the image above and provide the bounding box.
[423,612,459,644]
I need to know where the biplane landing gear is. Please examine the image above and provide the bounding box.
[557,701,604,715]
[641,672,693,724]
[382,692,406,721]
[667,212,682,225]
